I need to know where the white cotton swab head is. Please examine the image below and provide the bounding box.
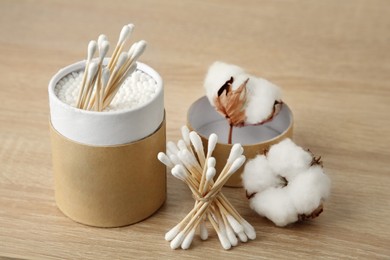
[200,221,208,240]
[225,223,238,246]
[227,144,244,164]
[207,157,216,168]
[207,133,218,156]
[118,24,134,45]
[217,231,232,250]
[130,40,147,60]
[177,140,188,151]
[97,34,107,47]
[168,154,181,166]
[115,52,128,69]
[226,214,244,234]
[98,40,110,62]
[237,231,248,243]
[206,167,216,182]
[181,126,191,147]
[181,229,196,250]
[86,61,98,82]
[157,152,174,168]
[227,155,246,175]
[165,224,181,241]
[242,219,256,240]
[189,131,204,153]
[170,231,186,250]
[87,40,97,62]
[171,165,187,181]
[181,149,199,168]
[167,141,179,155]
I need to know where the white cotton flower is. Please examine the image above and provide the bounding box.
[267,138,313,181]
[250,187,298,227]
[204,61,244,106]
[242,138,331,227]
[288,166,331,215]
[203,61,282,125]
[242,154,283,195]
[231,74,282,124]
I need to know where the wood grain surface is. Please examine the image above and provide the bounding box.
[0,0,389,259]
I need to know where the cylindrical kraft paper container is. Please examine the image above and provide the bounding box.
[48,60,166,227]
[187,96,293,187]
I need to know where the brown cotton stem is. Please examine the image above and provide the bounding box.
[228,124,233,144]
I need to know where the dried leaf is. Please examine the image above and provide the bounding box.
[214,78,248,127]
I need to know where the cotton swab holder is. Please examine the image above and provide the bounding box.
[48,59,166,227]
[187,96,293,187]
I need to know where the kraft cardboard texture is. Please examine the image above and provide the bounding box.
[50,119,166,227]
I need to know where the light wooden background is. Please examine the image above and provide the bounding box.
[0,0,389,259]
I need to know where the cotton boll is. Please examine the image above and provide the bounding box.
[288,166,331,215]
[242,154,281,195]
[250,187,298,227]
[267,138,313,181]
[204,61,244,106]
[246,78,282,124]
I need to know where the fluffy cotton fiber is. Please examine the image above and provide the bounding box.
[242,138,331,227]
[204,61,282,124]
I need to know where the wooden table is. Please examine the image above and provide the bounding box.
[1,0,389,259]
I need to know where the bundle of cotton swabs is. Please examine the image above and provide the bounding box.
[76,24,147,111]
[157,126,256,250]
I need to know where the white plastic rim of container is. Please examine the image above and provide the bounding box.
[188,96,293,145]
[48,60,164,146]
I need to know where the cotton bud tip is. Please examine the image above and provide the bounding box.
[158,152,174,168]
[171,165,187,181]
[182,149,198,167]
[217,232,232,250]
[97,34,107,47]
[189,131,203,152]
[226,214,244,233]
[237,231,248,242]
[207,157,216,168]
[119,24,132,44]
[200,222,208,240]
[206,167,216,182]
[87,62,98,82]
[131,40,147,60]
[170,231,185,249]
[228,155,246,175]
[181,229,196,250]
[99,41,110,60]
[165,224,181,241]
[181,126,191,146]
[116,52,128,69]
[87,40,97,61]
[168,154,181,166]
[207,133,218,156]
[177,140,188,151]
[227,144,243,164]
[241,219,256,240]
[167,141,179,155]
[225,225,238,246]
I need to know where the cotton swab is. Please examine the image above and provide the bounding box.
[108,24,134,70]
[158,129,256,250]
[76,40,97,108]
[181,126,191,148]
